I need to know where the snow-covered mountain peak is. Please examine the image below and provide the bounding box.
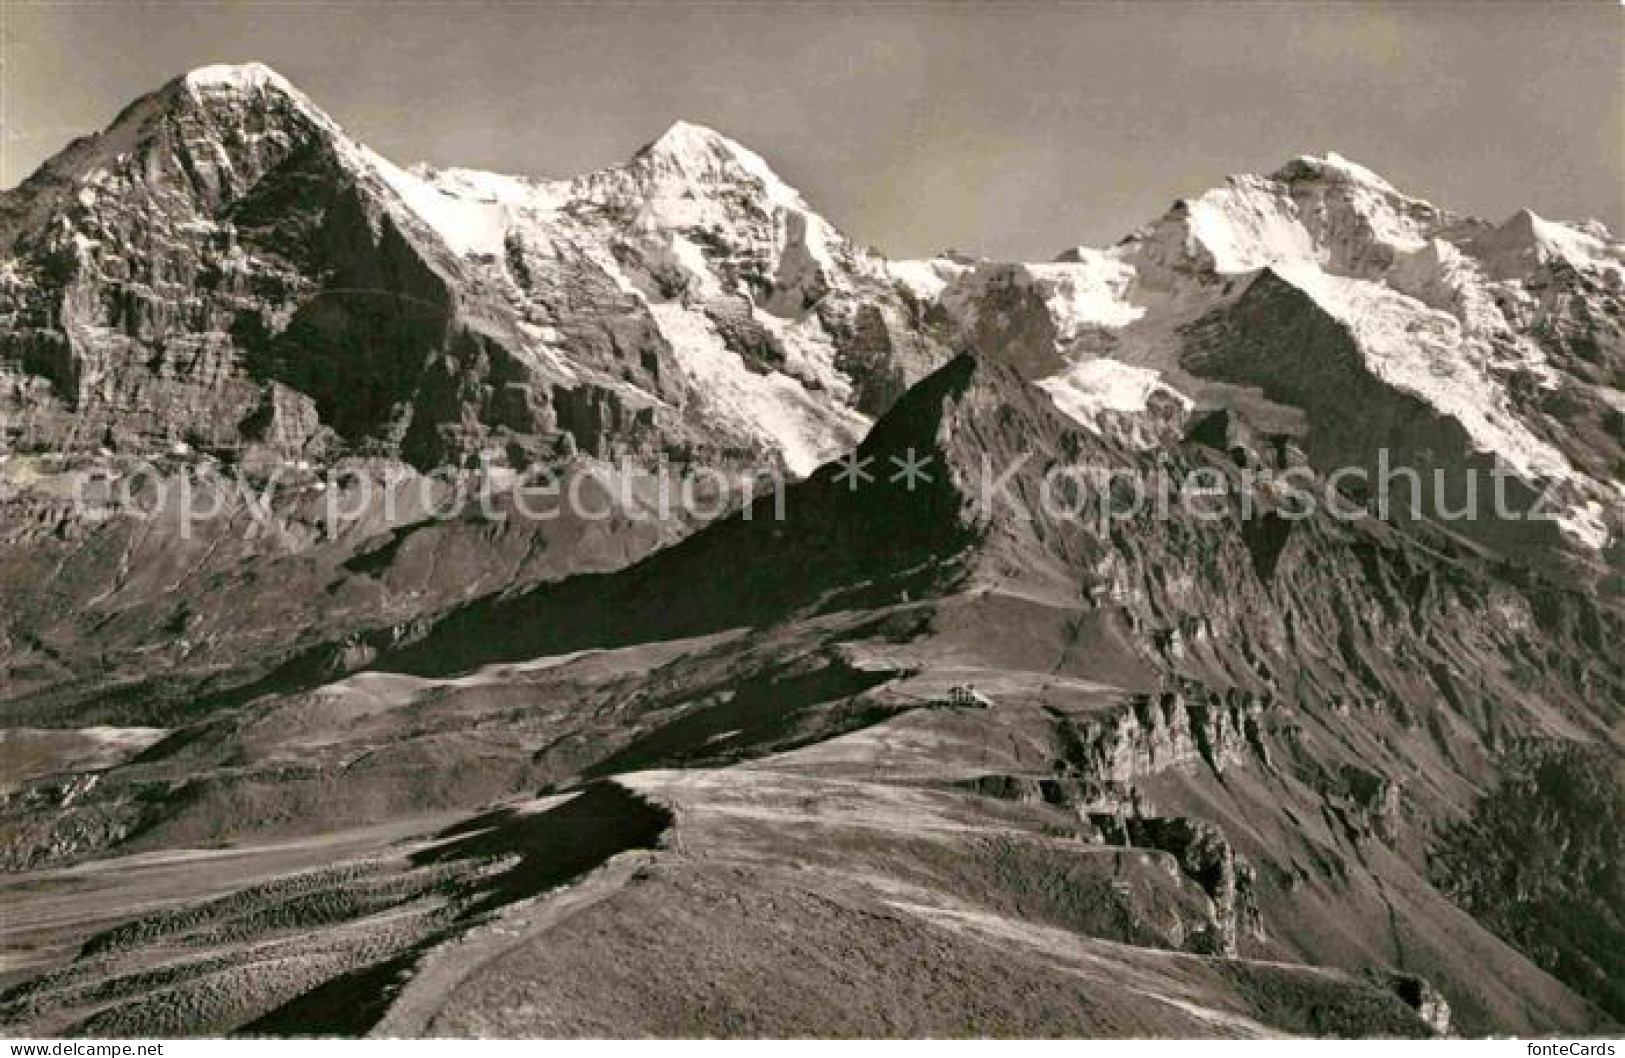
[1274,151,1407,194]
[1153,153,1624,296]
[1134,155,1449,278]
[3,63,1619,551]
[646,119,746,156]
[904,152,1623,550]
[631,120,806,210]
[182,61,303,97]
[1475,208,1625,286]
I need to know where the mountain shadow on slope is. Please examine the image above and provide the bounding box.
[376,354,996,677]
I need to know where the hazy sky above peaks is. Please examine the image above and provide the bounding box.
[5,1,1622,261]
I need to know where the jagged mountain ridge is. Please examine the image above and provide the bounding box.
[0,61,1619,721]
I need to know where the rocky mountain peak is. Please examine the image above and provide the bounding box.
[1270,151,1410,195]
[0,63,327,251]
[1118,153,1448,279]
[905,149,1623,557]
[2,64,1620,554]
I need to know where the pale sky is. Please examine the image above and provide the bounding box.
[5,1,1622,261]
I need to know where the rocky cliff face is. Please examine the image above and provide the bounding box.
[4,355,1616,1034]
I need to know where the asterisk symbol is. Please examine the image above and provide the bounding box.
[889,448,934,491]
[832,450,875,491]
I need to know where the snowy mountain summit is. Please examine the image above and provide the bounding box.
[897,151,1624,552]
[1,63,1620,552]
